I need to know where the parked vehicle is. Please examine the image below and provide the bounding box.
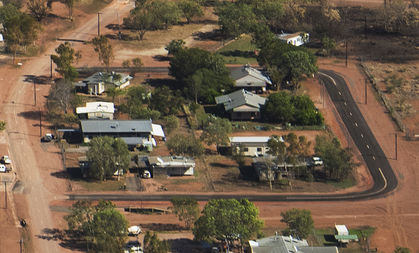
[312,156,323,166]
[124,240,143,253]
[0,164,6,173]
[41,133,55,142]
[128,225,142,236]
[142,170,151,179]
[1,155,11,164]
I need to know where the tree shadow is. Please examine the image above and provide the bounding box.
[193,29,224,42]
[145,78,178,89]
[23,75,53,85]
[209,162,235,169]
[18,110,42,121]
[141,223,187,232]
[219,50,256,58]
[46,13,68,21]
[152,55,170,62]
[50,170,69,179]
[167,238,203,253]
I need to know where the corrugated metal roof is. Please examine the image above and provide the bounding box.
[83,72,132,86]
[80,120,152,133]
[215,89,266,111]
[230,65,272,85]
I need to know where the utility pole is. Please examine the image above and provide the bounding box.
[395,133,398,160]
[97,13,102,36]
[33,79,36,106]
[50,55,53,79]
[19,238,23,253]
[4,181,7,209]
[39,107,42,137]
[365,79,368,104]
[345,40,348,67]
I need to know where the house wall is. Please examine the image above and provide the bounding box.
[233,144,269,156]
[87,82,105,95]
[119,80,131,89]
[231,111,260,121]
[87,112,114,120]
[83,132,151,142]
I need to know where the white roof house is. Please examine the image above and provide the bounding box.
[229,136,283,157]
[230,65,272,90]
[249,235,339,253]
[147,156,195,176]
[277,32,309,46]
[335,225,349,236]
[76,102,115,119]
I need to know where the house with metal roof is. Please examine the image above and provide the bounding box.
[277,32,309,46]
[80,120,164,151]
[76,102,115,120]
[229,136,277,157]
[230,65,272,92]
[74,72,132,95]
[215,89,266,121]
[249,235,339,253]
[147,156,195,177]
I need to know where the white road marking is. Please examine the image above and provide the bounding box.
[367,145,370,149]
[339,91,342,96]
[373,156,376,160]
[361,134,364,138]
[355,122,358,127]
[349,112,352,116]
[318,72,337,86]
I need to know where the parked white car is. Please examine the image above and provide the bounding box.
[312,156,324,166]
[128,225,142,236]
[1,155,11,164]
[0,164,6,173]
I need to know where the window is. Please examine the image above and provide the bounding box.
[243,148,249,152]
[257,148,262,152]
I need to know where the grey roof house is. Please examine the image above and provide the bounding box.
[215,89,266,120]
[75,72,133,95]
[230,65,272,92]
[249,235,339,253]
[80,120,164,151]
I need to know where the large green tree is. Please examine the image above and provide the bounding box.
[200,115,232,150]
[86,136,130,181]
[91,35,114,71]
[51,42,81,81]
[123,6,154,40]
[281,208,314,239]
[215,1,256,38]
[193,199,263,247]
[143,231,170,253]
[263,92,323,126]
[314,135,356,181]
[166,134,204,157]
[1,6,40,63]
[27,0,49,21]
[169,47,233,103]
[170,197,200,229]
[65,200,128,252]
[150,86,184,116]
[178,0,203,24]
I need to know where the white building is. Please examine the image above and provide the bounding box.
[229,136,284,157]
[277,32,309,46]
[76,102,115,120]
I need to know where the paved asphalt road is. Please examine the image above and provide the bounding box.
[69,70,398,202]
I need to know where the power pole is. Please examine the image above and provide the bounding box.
[97,13,102,36]
[4,181,7,209]
[395,133,398,160]
[345,40,348,67]
[39,107,42,137]
[50,55,53,79]
[33,80,36,106]
[365,79,368,104]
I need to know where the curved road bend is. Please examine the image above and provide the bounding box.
[69,70,398,202]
